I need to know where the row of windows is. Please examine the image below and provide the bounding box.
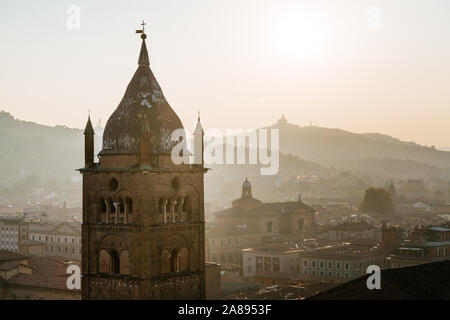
[0,243,18,248]
[31,235,81,244]
[210,237,253,248]
[97,196,196,224]
[254,256,281,273]
[98,198,134,224]
[45,246,81,254]
[304,270,351,278]
[1,234,18,239]
[211,252,243,264]
[0,230,18,234]
[304,260,351,270]
[0,227,26,233]
[98,248,189,275]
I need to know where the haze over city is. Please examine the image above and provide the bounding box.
[1,0,450,306]
[1,0,450,147]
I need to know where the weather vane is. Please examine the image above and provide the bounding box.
[135,20,147,39]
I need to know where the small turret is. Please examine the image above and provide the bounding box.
[193,112,204,166]
[84,115,95,167]
[242,177,252,198]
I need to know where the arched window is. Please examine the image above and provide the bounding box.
[99,249,112,273]
[170,249,179,273]
[110,249,120,274]
[266,221,273,233]
[118,199,125,223]
[108,199,115,223]
[126,198,133,214]
[182,196,192,213]
[182,196,194,221]
[98,198,107,223]
[161,250,170,274]
[178,248,189,272]
[120,250,130,275]
[119,199,125,214]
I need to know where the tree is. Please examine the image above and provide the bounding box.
[360,187,394,215]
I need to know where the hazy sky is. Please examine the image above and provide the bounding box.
[1,0,450,147]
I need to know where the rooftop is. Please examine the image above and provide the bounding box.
[310,260,450,300]
[3,256,79,291]
[0,250,30,262]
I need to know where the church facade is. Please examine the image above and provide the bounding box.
[206,178,316,273]
[79,28,206,299]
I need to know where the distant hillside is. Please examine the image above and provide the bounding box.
[336,158,450,179]
[0,111,101,186]
[268,117,450,169]
[1,110,449,191]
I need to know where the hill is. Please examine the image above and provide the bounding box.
[268,117,450,170]
[0,111,101,187]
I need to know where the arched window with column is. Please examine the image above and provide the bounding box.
[118,199,125,223]
[98,198,107,223]
[177,197,185,221]
[108,199,116,223]
[170,249,179,273]
[159,198,168,223]
[178,248,189,272]
[99,249,111,274]
[182,196,193,221]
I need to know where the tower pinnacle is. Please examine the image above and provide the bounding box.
[136,20,150,66]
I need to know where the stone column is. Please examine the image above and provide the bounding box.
[170,201,177,223]
[178,200,184,221]
[163,200,168,223]
[113,202,119,224]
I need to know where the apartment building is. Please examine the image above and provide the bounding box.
[28,222,81,260]
[0,219,28,253]
[298,243,385,282]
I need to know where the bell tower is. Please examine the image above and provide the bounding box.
[79,22,206,300]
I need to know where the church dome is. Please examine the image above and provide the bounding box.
[242,177,251,188]
[100,35,184,156]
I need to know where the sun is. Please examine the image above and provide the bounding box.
[270,12,331,62]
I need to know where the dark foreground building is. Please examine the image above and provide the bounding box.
[310,260,450,300]
[79,27,207,299]
[0,250,80,300]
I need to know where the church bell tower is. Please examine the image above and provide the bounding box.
[79,22,206,300]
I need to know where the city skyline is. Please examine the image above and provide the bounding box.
[1,1,450,303]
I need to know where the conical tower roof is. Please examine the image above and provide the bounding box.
[84,115,94,134]
[101,32,184,156]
